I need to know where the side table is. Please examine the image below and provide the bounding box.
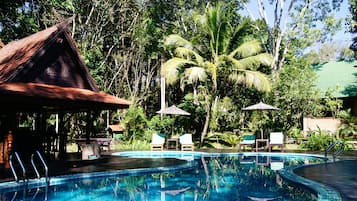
[255,139,269,152]
[166,138,179,150]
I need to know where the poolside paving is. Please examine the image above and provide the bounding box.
[289,160,357,201]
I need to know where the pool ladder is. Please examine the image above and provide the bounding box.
[9,152,27,183]
[9,151,49,184]
[31,150,49,184]
[325,140,345,161]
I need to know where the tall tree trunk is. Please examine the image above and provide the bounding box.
[200,100,212,146]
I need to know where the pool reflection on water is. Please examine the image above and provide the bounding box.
[0,154,324,201]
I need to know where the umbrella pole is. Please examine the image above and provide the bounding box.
[171,116,177,137]
[259,112,264,139]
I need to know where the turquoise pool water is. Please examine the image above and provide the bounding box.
[0,152,327,201]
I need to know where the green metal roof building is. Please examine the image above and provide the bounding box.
[313,60,357,114]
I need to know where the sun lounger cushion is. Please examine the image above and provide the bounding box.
[179,133,194,151]
[268,132,284,152]
[150,133,165,151]
[240,135,256,144]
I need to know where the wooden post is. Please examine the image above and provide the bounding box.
[4,131,13,168]
[0,142,3,164]
[58,112,66,159]
[85,112,91,144]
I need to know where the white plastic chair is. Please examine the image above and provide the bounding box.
[150,133,165,151]
[179,134,194,151]
[268,132,284,152]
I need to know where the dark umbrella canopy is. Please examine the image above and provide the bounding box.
[156,105,190,137]
[242,102,280,111]
[156,105,191,115]
[242,102,279,139]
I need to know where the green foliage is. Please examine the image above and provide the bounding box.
[323,87,343,118]
[46,114,57,126]
[147,115,173,135]
[162,3,272,145]
[180,92,207,134]
[0,1,41,43]
[60,112,107,142]
[302,128,337,151]
[83,46,105,83]
[112,139,150,150]
[203,132,226,149]
[122,105,147,141]
[286,127,303,139]
[17,113,35,128]
[1,0,351,150]
[348,0,357,54]
[303,52,320,65]
[220,133,241,148]
[303,43,337,64]
[338,109,357,139]
[272,60,324,131]
[203,131,241,148]
[338,47,355,61]
[63,113,84,139]
[215,97,240,131]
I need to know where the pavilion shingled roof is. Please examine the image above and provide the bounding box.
[0,25,60,83]
[0,82,131,110]
[0,20,130,111]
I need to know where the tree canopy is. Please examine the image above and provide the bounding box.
[0,0,351,145]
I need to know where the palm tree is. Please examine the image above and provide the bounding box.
[162,3,272,145]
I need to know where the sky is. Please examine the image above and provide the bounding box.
[330,0,353,46]
[241,0,354,50]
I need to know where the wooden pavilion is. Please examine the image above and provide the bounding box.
[0,20,130,165]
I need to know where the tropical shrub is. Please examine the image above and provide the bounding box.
[112,139,150,151]
[147,115,173,135]
[122,105,147,141]
[286,127,303,139]
[301,128,337,151]
[220,132,242,148]
[338,109,357,139]
[203,132,241,148]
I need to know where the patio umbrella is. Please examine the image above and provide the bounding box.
[156,105,191,116]
[156,105,190,137]
[242,101,280,139]
[242,102,280,111]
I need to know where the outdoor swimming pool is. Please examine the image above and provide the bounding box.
[0,152,335,201]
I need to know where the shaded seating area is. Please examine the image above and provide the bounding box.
[0,19,131,167]
[268,132,284,152]
[179,133,194,151]
[150,133,165,151]
[239,134,256,151]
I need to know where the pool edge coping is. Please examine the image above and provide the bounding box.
[0,160,196,193]
[278,162,342,201]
